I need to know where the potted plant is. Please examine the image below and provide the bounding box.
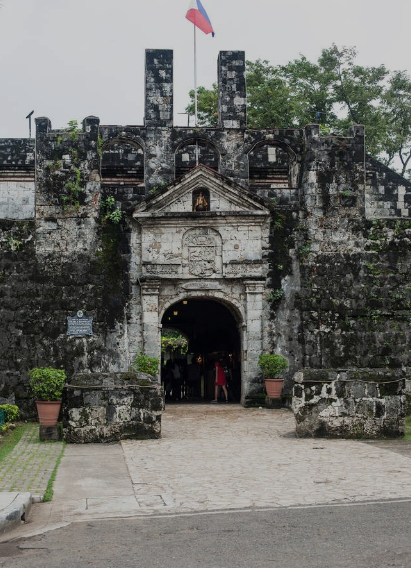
[29,367,67,426]
[258,354,288,399]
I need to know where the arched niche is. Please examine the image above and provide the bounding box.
[192,188,210,211]
[101,139,145,200]
[248,142,296,191]
[175,139,219,178]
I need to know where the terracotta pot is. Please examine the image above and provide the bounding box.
[264,378,284,399]
[35,401,62,426]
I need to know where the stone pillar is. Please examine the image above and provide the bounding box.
[304,123,320,143]
[243,280,265,403]
[141,281,161,370]
[144,49,173,127]
[348,124,365,141]
[218,51,247,129]
[302,123,366,219]
[82,115,100,142]
[35,116,52,135]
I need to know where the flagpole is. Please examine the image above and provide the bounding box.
[194,23,198,127]
[193,23,199,165]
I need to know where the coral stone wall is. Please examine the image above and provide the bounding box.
[63,373,164,442]
[0,216,131,416]
[1,50,411,422]
[298,219,411,371]
[293,369,406,438]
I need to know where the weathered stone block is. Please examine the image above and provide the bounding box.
[39,425,61,441]
[63,372,164,442]
[292,369,405,438]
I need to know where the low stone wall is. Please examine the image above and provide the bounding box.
[292,369,406,438]
[62,372,164,443]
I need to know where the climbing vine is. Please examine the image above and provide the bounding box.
[101,196,123,225]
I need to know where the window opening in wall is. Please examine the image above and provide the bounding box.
[101,141,145,201]
[175,139,219,178]
[249,143,290,191]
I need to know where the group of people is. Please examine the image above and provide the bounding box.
[162,358,200,401]
[162,356,233,402]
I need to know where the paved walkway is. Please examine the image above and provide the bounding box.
[0,423,64,497]
[0,423,64,535]
[2,405,411,539]
[123,405,411,512]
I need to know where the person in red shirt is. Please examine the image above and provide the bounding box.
[211,360,228,403]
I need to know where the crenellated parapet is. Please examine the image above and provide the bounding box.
[35,115,101,220]
[365,155,411,218]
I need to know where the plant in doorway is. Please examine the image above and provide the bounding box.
[258,354,288,399]
[28,367,67,426]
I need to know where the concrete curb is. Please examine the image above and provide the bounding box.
[0,492,32,535]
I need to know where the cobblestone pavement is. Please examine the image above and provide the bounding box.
[5,405,411,538]
[0,423,64,499]
[121,405,411,514]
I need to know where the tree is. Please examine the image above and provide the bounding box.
[380,70,411,176]
[186,84,219,127]
[316,45,388,157]
[185,45,411,178]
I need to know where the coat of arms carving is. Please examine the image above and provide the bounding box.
[183,227,222,277]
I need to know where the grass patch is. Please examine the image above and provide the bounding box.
[404,415,411,440]
[0,423,28,464]
[43,442,65,502]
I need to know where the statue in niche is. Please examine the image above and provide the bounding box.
[193,190,209,212]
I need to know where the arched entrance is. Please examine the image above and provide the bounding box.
[134,164,272,406]
[161,298,242,401]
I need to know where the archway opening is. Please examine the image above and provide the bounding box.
[248,142,291,192]
[161,298,241,402]
[175,139,219,178]
[101,140,145,202]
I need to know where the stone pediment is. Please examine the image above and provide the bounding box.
[133,165,272,218]
[132,166,271,281]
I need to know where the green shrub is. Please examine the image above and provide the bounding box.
[131,354,159,377]
[0,404,20,422]
[258,354,288,378]
[28,367,67,401]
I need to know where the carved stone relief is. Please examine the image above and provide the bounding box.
[224,262,263,278]
[182,227,223,278]
[143,263,180,277]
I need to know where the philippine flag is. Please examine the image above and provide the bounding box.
[186,0,215,36]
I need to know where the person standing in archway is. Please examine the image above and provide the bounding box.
[211,360,228,403]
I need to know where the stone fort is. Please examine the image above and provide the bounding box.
[1,50,410,435]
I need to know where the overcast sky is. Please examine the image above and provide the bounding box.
[1,0,410,138]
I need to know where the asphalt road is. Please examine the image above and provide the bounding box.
[1,499,411,568]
